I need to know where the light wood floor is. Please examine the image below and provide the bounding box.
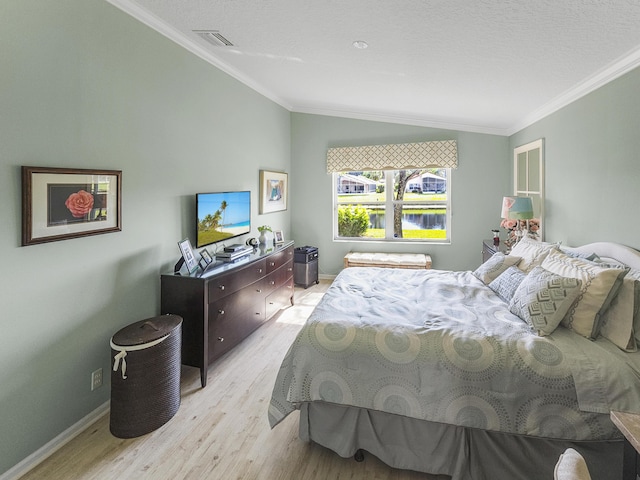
[20,281,448,480]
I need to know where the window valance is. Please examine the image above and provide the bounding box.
[326,140,458,173]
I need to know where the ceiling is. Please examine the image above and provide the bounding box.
[107,0,640,135]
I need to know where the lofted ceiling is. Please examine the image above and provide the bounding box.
[107,0,640,135]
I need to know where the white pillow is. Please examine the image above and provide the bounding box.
[488,265,527,302]
[473,253,522,284]
[509,266,582,336]
[541,249,628,338]
[554,448,592,480]
[599,268,640,351]
[509,237,558,273]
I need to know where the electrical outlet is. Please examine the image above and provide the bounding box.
[91,368,103,391]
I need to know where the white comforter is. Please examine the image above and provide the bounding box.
[269,267,640,440]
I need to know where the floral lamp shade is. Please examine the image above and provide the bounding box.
[501,196,534,220]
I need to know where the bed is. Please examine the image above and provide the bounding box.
[268,240,640,480]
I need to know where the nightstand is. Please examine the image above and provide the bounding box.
[482,239,508,264]
[610,410,640,480]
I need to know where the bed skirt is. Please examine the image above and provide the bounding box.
[299,402,622,480]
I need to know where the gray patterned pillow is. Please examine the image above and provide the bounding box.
[488,266,527,302]
[473,253,522,284]
[509,266,582,336]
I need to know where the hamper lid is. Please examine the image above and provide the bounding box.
[112,315,182,347]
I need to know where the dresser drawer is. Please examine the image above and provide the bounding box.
[208,259,267,301]
[208,302,265,363]
[266,245,294,273]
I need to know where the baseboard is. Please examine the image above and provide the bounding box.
[1,401,110,480]
[318,273,336,281]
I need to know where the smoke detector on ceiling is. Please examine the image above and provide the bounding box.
[193,30,234,47]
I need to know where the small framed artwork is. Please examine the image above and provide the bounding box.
[259,170,288,214]
[22,166,122,246]
[199,248,213,270]
[273,230,284,244]
[178,238,198,274]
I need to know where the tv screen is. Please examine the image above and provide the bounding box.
[196,191,251,248]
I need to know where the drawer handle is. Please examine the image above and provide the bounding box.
[287,267,292,272]
[255,312,260,315]
[218,285,225,290]
[218,337,224,342]
[218,310,225,315]
[270,262,275,266]
[256,289,262,293]
[270,281,275,285]
[258,268,263,273]
[269,301,274,305]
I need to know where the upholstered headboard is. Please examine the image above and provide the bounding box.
[570,242,640,269]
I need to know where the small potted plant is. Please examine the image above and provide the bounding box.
[257,225,272,245]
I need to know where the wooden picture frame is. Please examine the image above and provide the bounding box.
[22,166,122,246]
[259,170,288,214]
[178,238,198,274]
[273,230,284,244]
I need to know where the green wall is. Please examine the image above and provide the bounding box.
[510,67,640,249]
[290,113,510,273]
[1,0,290,474]
[4,0,640,476]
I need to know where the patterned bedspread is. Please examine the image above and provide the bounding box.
[269,267,640,441]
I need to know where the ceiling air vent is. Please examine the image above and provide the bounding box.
[193,30,234,47]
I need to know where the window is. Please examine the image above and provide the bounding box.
[333,169,450,242]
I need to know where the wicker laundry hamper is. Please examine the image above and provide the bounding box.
[109,314,182,438]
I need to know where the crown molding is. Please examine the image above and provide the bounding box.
[106,0,640,139]
[290,105,510,136]
[103,0,292,111]
[507,45,640,136]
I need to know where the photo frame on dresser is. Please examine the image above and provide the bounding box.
[177,238,198,274]
[199,248,213,271]
[274,230,284,244]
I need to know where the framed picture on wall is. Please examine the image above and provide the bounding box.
[259,170,288,214]
[21,166,122,246]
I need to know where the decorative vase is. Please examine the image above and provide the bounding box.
[258,232,267,245]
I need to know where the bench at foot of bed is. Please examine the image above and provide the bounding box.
[343,252,432,269]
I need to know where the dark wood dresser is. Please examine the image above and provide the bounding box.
[161,241,294,387]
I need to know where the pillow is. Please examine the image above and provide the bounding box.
[509,266,582,336]
[488,266,527,302]
[473,253,522,284]
[541,249,629,339]
[554,448,592,480]
[559,246,599,262]
[509,237,558,273]
[599,267,640,351]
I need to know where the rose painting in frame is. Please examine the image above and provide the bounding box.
[22,166,122,246]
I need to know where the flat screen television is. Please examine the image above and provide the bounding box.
[196,191,251,248]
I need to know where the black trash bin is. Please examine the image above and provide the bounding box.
[109,314,182,438]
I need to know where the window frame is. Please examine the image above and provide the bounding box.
[332,169,452,243]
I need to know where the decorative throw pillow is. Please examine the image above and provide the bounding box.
[599,267,640,351]
[488,266,527,303]
[509,266,582,336]
[541,249,629,339]
[473,253,522,284]
[559,246,599,262]
[509,237,558,273]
